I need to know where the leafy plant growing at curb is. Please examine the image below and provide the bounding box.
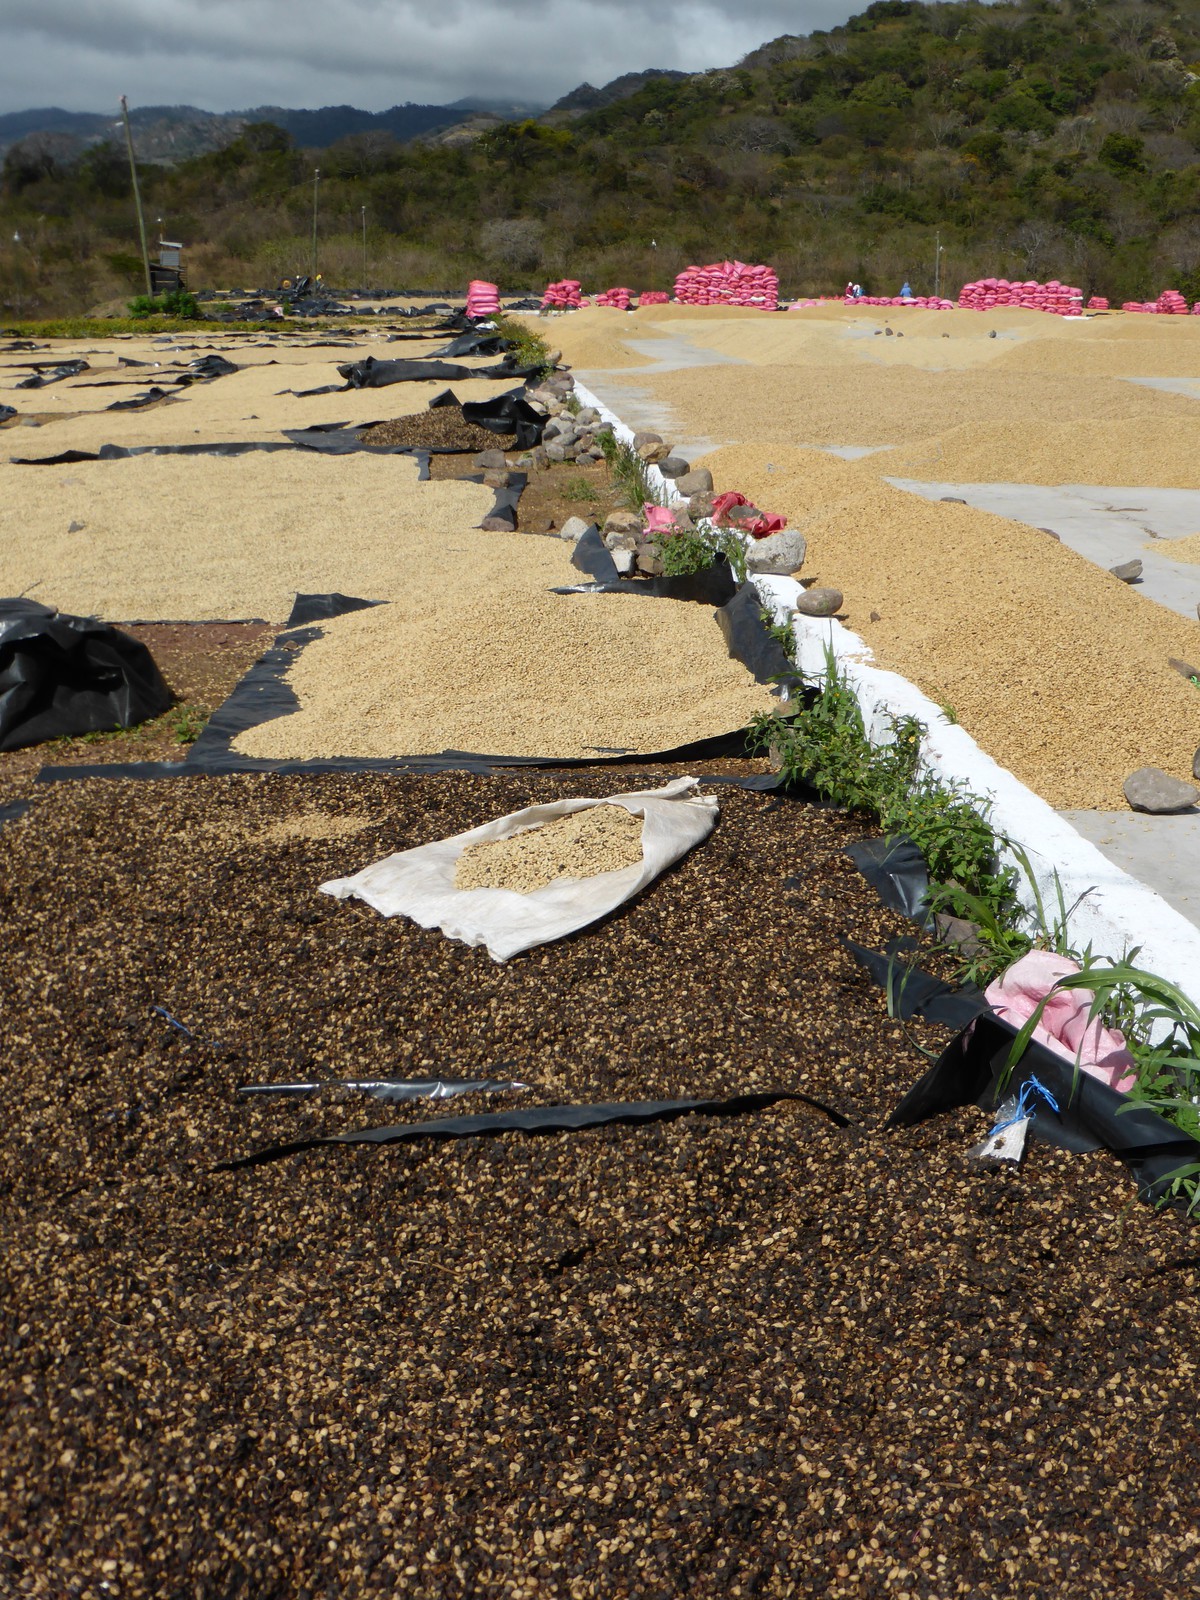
[490,313,554,379]
[657,518,747,584]
[598,432,668,512]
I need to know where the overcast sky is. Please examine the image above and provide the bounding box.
[1,0,868,114]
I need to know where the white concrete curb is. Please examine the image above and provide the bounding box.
[572,378,1200,1012]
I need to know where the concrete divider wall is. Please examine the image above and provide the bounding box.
[570,378,1200,1013]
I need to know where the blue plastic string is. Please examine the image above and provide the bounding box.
[149,1005,195,1040]
[993,1074,1060,1133]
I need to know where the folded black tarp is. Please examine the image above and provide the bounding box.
[15,359,88,389]
[462,390,546,450]
[0,599,172,751]
[889,1009,1200,1205]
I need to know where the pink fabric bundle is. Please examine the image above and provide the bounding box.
[1087,296,1110,311]
[958,277,1084,316]
[541,279,584,310]
[466,280,500,318]
[644,505,683,533]
[595,287,633,309]
[709,491,787,540]
[639,291,670,305]
[711,491,751,521]
[984,952,1137,1094]
[674,260,779,310]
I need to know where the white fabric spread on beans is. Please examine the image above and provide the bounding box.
[454,806,645,894]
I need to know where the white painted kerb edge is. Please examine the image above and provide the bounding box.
[572,377,1200,1011]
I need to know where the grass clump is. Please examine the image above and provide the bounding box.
[597,431,668,512]
[491,313,555,379]
[4,317,283,337]
[657,519,748,585]
[562,476,601,505]
[128,288,201,320]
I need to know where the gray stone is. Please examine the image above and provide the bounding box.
[543,442,568,463]
[688,490,716,520]
[940,496,967,505]
[604,530,638,552]
[745,528,807,577]
[1037,527,1061,541]
[481,514,515,533]
[794,586,843,618]
[530,446,551,472]
[482,469,512,490]
[604,510,643,537]
[676,468,714,496]
[632,430,663,452]
[636,542,664,576]
[884,326,894,336]
[658,455,690,479]
[68,520,86,534]
[545,349,562,367]
[1123,766,1199,814]
[1194,746,1200,782]
[637,439,670,464]
[576,407,599,426]
[1110,559,1143,583]
[560,516,591,543]
[612,549,636,575]
[473,448,507,470]
[542,417,569,439]
[933,913,989,961]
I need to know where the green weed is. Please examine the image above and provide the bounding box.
[561,476,600,505]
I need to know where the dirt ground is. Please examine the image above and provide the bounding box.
[3,772,1199,1599]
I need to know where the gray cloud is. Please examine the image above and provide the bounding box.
[0,0,861,114]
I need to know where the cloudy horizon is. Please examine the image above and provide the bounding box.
[2,0,870,116]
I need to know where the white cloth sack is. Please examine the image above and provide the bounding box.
[320,777,719,962]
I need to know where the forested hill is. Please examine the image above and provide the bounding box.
[7,0,1200,317]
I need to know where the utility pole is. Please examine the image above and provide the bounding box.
[361,205,367,292]
[120,96,153,297]
[311,168,320,278]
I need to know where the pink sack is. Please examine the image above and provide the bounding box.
[742,511,788,538]
[643,505,681,533]
[984,952,1137,1093]
[711,491,751,522]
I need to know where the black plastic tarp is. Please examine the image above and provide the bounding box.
[558,532,740,606]
[0,599,173,751]
[0,404,15,424]
[889,1009,1200,1204]
[286,592,386,627]
[14,359,88,388]
[461,389,546,449]
[716,582,802,689]
[846,836,933,924]
[219,1089,850,1170]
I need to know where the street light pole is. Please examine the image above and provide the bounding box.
[311,168,320,279]
[361,205,367,292]
[120,95,154,297]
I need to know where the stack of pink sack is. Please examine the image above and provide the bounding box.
[844,294,955,309]
[466,280,500,318]
[674,260,779,309]
[958,278,1084,315]
[1087,296,1110,310]
[1122,291,1190,313]
[541,279,584,310]
[594,287,633,309]
[639,291,670,306]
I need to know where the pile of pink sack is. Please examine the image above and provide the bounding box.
[594,287,633,309]
[674,260,779,309]
[843,294,955,309]
[1122,289,1191,314]
[985,952,1136,1094]
[1087,296,1110,310]
[466,280,501,318]
[639,290,670,305]
[958,277,1084,315]
[541,279,585,310]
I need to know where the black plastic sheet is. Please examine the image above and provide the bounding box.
[336,355,511,388]
[0,599,172,751]
[556,543,739,605]
[846,835,933,923]
[433,331,508,359]
[286,593,386,627]
[570,525,617,582]
[14,358,88,388]
[844,939,988,1031]
[715,582,800,688]
[462,389,545,449]
[219,1089,851,1170]
[888,1011,1200,1205]
[477,474,526,531]
[0,799,31,828]
[106,385,176,411]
